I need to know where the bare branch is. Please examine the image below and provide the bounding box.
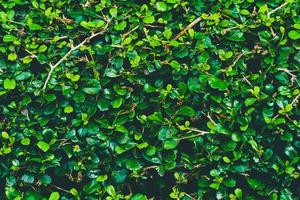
[42,25,109,90]
[277,68,299,86]
[231,52,245,67]
[174,16,201,40]
[177,128,209,140]
[122,25,139,40]
[291,94,300,105]
[268,1,289,17]
[25,49,37,58]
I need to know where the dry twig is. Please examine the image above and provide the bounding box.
[43,28,108,89]
[177,128,209,140]
[174,16,201,40]
[268,1,289,17]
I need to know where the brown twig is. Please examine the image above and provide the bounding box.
[50,184,71,194]
[43,28,108,89]
[122,25,139,40]
[231,52,245,67]
[144,24,163,28]
[202,112,217,125]
[40,19,111,90]
[242,75,253,87]
[141,165,159,175]
[25,49,37,58]
[184,193,196,200]
[221,25,241,35]
[268,1,289,17]
[177,128,209,140]
[277,68,298,85]
[174,16,201,40]
[291,94,300,105]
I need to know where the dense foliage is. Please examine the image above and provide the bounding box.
[0,0,300,199]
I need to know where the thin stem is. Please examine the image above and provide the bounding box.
[184,193,196,200]
[277,68,296,78]
[122,25,139,39]
[43,67,54,89]
[141,165,159,175]
[277,68,299,86]
[50,184,71,194]
[25,49,37,58]
[231,52,245,67]
[177,132,207,141]
[291,94,300,105]
[221,25,241,34]
[177,128,209,140]
[8,19,25,26]
[268,1,289,17]
[174,16,201,40]
[242,75,253,87]
[42,27,109,90]
[202,112,216,125]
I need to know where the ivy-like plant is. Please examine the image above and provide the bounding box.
[0,0,299,199]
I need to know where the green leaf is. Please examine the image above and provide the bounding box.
[244,98,257,106]
[263,148,273,160]
[281,132,293,142]
[177,106,196,117]
[112,97,123,108]
[21,174,35,183]
[21,138,30,146]
[70,188,79,197]
[156,2,168,12]
[224,178,236,187]
[8,53,17,61]
[4,78,16,90]
[45,94,56,102]
[15,72,32,81]
[3,34,17,42]
[37,141,50,152]
[188,77,201,92]
[209,182,220,190]
[225,30,245,41]
[38,45,47,52]
[106,185,116,196]
[97,98,110,111]
[246,178,265,190]
[40,174,52,185]
[163,139,179,150]
[2,131,9,139]
[195,0,205,11]
[73,91,85,103]
[131,194,147,200]
[109,8,118,17]
[96,174,108,182]
[64,105,74,113]
[82,79,101,94]
[148,111,164,123]
[221,141,237,151]
[288,30,300,40]
[49,192,60,200]
[28,23,43,30]
[208,76,228,91]
[170,60,180,71]
[114,21,127,31]
[235,188,243,199]
[143,15,155,24]
[285,104,293,112]
[80,21,93,29]
[223,156,231,163]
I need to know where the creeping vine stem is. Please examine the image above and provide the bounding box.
[42,28,108,89]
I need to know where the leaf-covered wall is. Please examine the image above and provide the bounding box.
[0,0,299,199]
